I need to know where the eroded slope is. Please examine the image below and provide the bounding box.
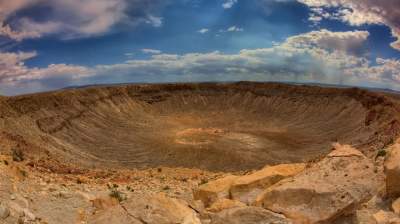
[0,82,399,171]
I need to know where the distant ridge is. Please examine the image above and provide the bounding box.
[62,81,400,95]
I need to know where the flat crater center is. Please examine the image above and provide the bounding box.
[175,128,225,145]
[175,128,264,149]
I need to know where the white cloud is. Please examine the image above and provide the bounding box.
[0,0,166,41]
[218,26,244,33]
[198,28,209,34]
[0,52,93,85]
[0,0,41,40]
[89,30,399,90]
[2,29,400,95]
[141,49,162,54]
[284,29,370,56]
[0,23,41,42]
[222,0,238,9]
[0,52,37,82]
[227,26,244,32]
[145,15,163,28]
[297,0,400,51]
[348,58,400,84]
[0,0,32,20]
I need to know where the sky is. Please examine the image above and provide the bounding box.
[0,0,400,95]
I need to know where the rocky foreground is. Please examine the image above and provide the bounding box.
[0,143,399,224]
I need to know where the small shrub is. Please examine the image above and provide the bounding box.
[12,148,24,162]
[3,160,8,165]
[200,178,208,185]
[157,167,162,173]
[375,149,387,160]
[106,183,112,189]
[20,169,27,177]
[126,186,133,192]
[107,183,126,202]
[162,185,170,191]
[109,189,126,202]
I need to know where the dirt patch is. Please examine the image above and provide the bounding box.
[175,128,264,149]
[175,128,225,145]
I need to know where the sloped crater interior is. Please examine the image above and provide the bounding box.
[1,83,398,171]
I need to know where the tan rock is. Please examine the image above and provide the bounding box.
[392,198,400,215]
[193,175,238,207]
[190,200,211,220]
[354,209,377,224]
[230,163,306,204]
[0,204,10,219]
[352,196,385,224]
[89,205,141,224]
[7,202,25,218]
[385,144,400,198]
[207,198,246,213]
[373,210,400,224]
[29,189,93,224]
[328,143,365,157]
[11,165,27,181]
[91,196,119,211]
[128,193,201,224]
[255,144,379,224]
[210,206,292,224]
[23,208,36,221]
[89,193,201,224]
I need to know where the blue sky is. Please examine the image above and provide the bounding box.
[17,0,310,66]
[1,0,400,95]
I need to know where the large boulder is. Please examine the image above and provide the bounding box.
[91,196,119,211]
[373,210,400,224]
[392,198,400,215]
[207,198,246,213]
[230,163,305,204]
[210,206,292,224]
[351,196,386,224]
[255,144,379,224]
[384,144,400,198]
[89,193,201,224]
[353,209,378,224]
[88,205,140,224]
[0,204,10,219]
[193,175,238,207]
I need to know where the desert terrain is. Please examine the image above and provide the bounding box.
[0,82,400,223]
